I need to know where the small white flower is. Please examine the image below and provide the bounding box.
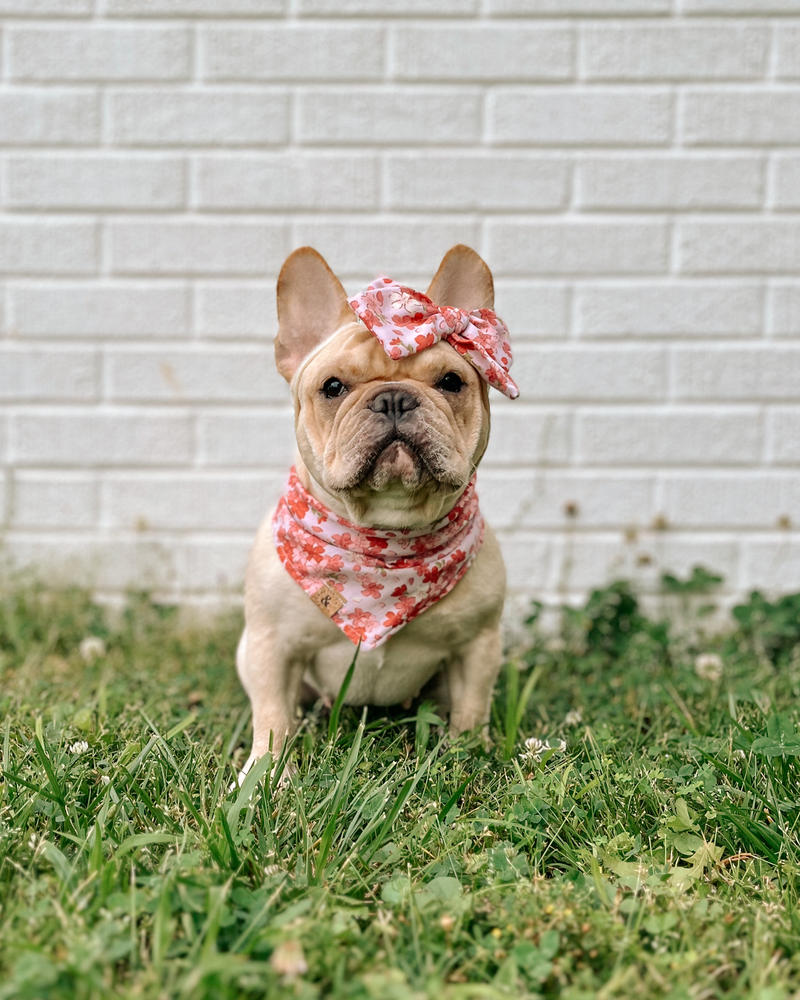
[695,652,723,682]
[522,736,566,762]
[69,740,89,755]
[263,863,282,876]
[79,636,106,663]
[564,709,582,727]
[100,774,111,785]
[269,939,307,980]
[733,749,746,760]
[524,736,547,756]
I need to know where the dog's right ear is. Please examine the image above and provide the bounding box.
[275,247,354,382]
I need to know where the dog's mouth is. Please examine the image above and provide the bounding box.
[366,436,429,491]
[331,426,460,495]
[325,399,469,497]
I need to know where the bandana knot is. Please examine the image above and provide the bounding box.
[349,277,519,399]
[273,468,485,649]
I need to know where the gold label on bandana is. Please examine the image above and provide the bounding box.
[310,583,345,619]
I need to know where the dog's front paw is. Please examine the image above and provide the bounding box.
[231,752,295,793]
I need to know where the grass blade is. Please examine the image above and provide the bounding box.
[328,642,360,740]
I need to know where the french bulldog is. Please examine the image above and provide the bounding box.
[236,244,518,777]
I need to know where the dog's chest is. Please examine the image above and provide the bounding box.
[308,609,458,706]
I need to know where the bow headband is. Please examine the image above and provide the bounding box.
[348,277,519,400]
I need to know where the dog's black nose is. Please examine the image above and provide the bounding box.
[368,388,420,420]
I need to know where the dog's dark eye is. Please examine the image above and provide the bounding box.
[437,371,464,393]
[321,377,348,399]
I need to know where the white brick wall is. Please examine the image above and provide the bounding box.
[2,0,799,611]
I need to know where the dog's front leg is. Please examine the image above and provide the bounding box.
[236,626,304,780]
[445,624,504,740]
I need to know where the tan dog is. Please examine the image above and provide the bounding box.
[236,244,510,777]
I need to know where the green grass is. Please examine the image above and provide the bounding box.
[2,572,800,999]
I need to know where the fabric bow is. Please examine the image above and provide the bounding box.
[348,277,520,400]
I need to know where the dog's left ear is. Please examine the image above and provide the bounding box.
[275,247,354,382]
[426,244,494,312]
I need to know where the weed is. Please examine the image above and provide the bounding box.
[730,590,800,669]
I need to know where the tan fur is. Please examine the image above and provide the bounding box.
[236,245,507,778]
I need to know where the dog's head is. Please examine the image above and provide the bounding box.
[275,245,504,529]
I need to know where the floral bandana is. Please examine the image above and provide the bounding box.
[273,468,485,649]
[348,277,520,400]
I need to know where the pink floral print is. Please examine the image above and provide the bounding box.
[272,468,486,649]
[349,277,520,400]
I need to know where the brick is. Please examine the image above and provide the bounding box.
[297,88,481,145]
[0,222,96,276]
[11,283,189,339]
[108,0,284,12]
[768,408,800,464]
[678,221,800,274]
[487,221,669,276]
[492,282,570,339]
[630,535,741,593]
[196,154,379,210]
[489,88,671,145]
[12,473,97,528]
[176,539,252,593]
[0,348,96,401]
[576,282,763,337]
[582,24,768,80]
[12,412,194,466]
[202,25,383,80]
[490,0,668,11]
[662,474,800,528]
[540,540,591,596]
[385,154,568,211]
[547,535,639,591]
[673,347,800,400]
[776,25,800,78]
[493,533,552,591]
[106,348,286,404]
[683,89,800,145]
[103,474,276,531]
[551,532,738,596]
[512,345,666,401]
[110,90,289,147]
[300,0,477,11]
[0,91,98,146]
[773,155,800,209]
[768,284,800,336]
[576,407,761,465]
[483,406,572,464]
[391,26,573,80]
[109,221,289,276]
[741,539,800,591]
[4,536,181,592]
[198,410,294,466]
[683,0,800,11]
[0,0,91,11]
[195,283,274,338]
[9,27,190,82]
[6,156,185,210]
[577,156,763,210]
[290,220,480,276]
